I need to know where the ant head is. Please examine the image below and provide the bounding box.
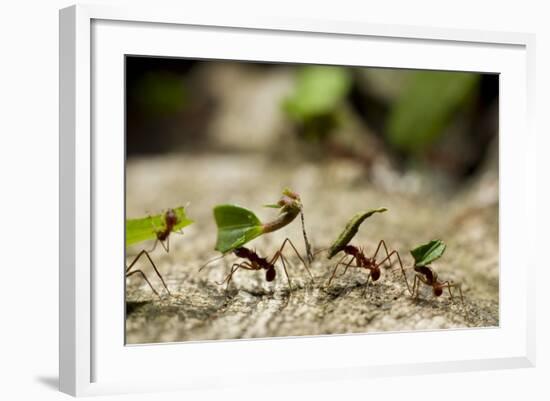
[343,244,355,253]
[234,247,248,258]
[433,285,443,297]
[266,267,276,282]
[371,268,381,281]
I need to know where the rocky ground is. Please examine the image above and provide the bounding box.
[125,153,499,344]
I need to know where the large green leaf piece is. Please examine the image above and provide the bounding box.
[125,206,193,247]
[327,208,387,259]
[213,205,264,254]
[284,66,352,121]
[386,71,480,154]
[410,240,446,266]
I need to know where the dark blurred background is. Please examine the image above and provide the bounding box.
[126,56,498,188]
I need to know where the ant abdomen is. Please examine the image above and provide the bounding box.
[266,267,276,282]
[371,268,381,281]
[433,286,443,297]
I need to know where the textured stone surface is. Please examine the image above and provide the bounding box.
[125,154,498,344]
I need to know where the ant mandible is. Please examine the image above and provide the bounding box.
[202,238,313,292]
[126,208,184,297]
[412,265,463,303]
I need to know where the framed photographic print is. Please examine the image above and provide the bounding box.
[59,4,536,396]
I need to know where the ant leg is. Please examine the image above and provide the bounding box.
[216,262,250,289]
[126,250,171,296]
[372,240,393,269]
[273,238,314,280]
[413,275,431,300]
[154,238,172,253]
[440,281,464,303]
[375,250,412,295]
[148,239,159,253]
[312,247,329,257]
[336,259,362,277]
[361,274,372,298]
[326,254,353,287]
[165,236,170,253]
[222,264,242,291]
[279,254,293,292]
[126,269,161,299]
[439,281,454,300]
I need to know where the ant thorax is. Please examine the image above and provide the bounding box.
[414,265,436,284]
[164,209,178,227]
[154,209,178,241]
[233,247,270,269]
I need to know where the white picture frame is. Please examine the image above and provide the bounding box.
[59,4,536,397]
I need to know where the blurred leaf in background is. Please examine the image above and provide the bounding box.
[134,71,187,116]
[386,71,480,155]
[283,66,352,141]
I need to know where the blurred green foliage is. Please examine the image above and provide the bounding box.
[386,71,480,154]
[283,66,352,140]
[134,71,187,116]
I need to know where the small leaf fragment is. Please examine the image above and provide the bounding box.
[410,240,446,266]
[327,208,388,259]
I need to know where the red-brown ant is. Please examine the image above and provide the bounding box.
[326,240,411,296]
[201,238,313,292]
[412,265,463,303]
[126,208,185,297]
[147,208,183,253]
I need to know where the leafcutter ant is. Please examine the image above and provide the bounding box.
[409,240,464,303]
[322,209,411,296]
[125,207,192,297]
[205,239,313,291]
[200,189,314,292]
[412,265,463,303]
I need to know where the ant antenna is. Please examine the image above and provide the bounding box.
[198,254,225,272]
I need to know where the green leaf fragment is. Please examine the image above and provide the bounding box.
[410,240,446,266]
[213,205,264,254]
[125,206,193,247]
[327,208,388,259]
